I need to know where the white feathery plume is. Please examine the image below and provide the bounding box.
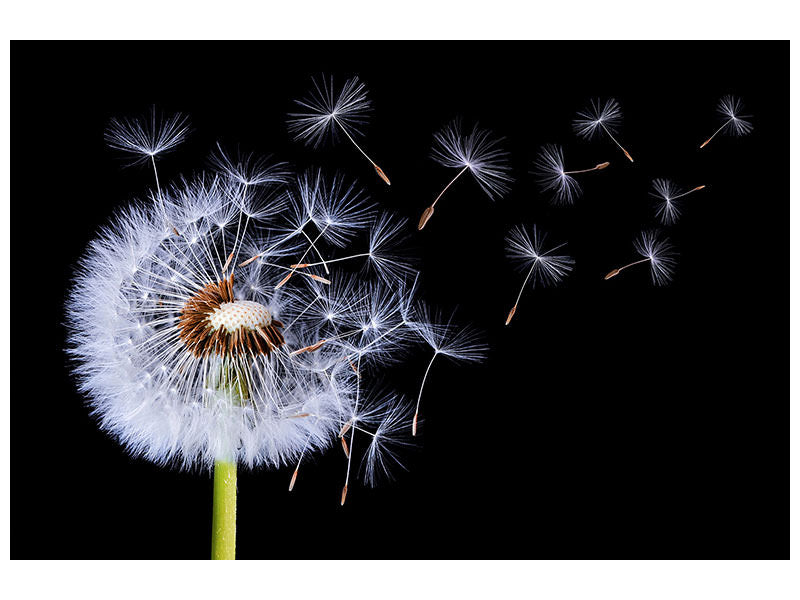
[532,144,610,205]
[651,178,706,225]
[105,108,191,165]
[105,108,191,214]
[504,225,574,325]
[418,119,513,230]
[289,213,415,286]
[288,75,391,185]
[604,230,677,286]
[359,393,415,487]
[210,143,289,188]
[700,95,753,149]
[70,123,454,521]
[408,306,487,435]
[573,98,634,162]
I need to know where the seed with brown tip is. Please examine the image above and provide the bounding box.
[505,305,517,326]
[289,469,298,491]
[275,272,293,289]
[374,165,391,185]
[418,206,435,230]
[222,252,234,273]
[238,254,260,268]
[604,268,621,280]
[340,485,348,506]
[341,436,350,458]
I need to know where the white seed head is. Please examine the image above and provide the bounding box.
[104,108,190,164]
[716,95,754,137]
[506,225,575,287]
[634,230,677,286]
[573,98,623,140]
[431,119,513,201]
[532,144,582,205]
[288,75,372,148]
[651,178,682,225]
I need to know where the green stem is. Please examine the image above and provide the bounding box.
[211,459,237,560]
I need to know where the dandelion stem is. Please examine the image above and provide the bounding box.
[600,123,633,162]
[150,155,162,200]
[604,257,650,280]
[432,165,469,209]
[333,116,391,185]
[418,165,469,230]
[292,253,370,269]
[506,260,538,325]
[670,185,706,201]
[413,352,438,436]
[700,118,732,149]
[563,162,610,175]
[211,459,237,560]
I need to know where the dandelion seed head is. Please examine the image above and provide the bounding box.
[367,213,416,284]
[716,95,754,136]
[506,225,575,287]
[411,305,487,362]
[532,144,582,205]
[431,119,513,201]
[651,178,682,225]
[105,108,190,164]
[573,98,623,140]
[210,143,289,188]
[633,230,677,286]
[288,75,372,148]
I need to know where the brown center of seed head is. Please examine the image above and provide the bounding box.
[178,273,285,358]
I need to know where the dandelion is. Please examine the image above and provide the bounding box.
[504,225,574,325]
[68,119,453,559]
[104,108,191,206]
[573,98,634,162]
[699,95,753,149]
[408,306,487,435]
[651,179,706,225]
[418,119,512,230]
[210,143,289,188]
[288,75,391,185]
[532,144,610,205]
[604,230,677,285]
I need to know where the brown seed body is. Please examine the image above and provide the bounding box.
[418,206,435,230]
[178,274,285,358]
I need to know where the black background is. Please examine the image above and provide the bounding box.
[11,42,788,559]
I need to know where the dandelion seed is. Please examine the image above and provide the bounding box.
[504,225,574,325]
[105,108,191,213]
[700,95,753,149]
[288,75,390,185]
[409,307,487,434]
[418,119,512,230]
[604,230,677,285]
[573,98,634,162]
[105,107,191,165]
[651,179,706,225]
[532,144,610,205]
[210,144,289,188]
